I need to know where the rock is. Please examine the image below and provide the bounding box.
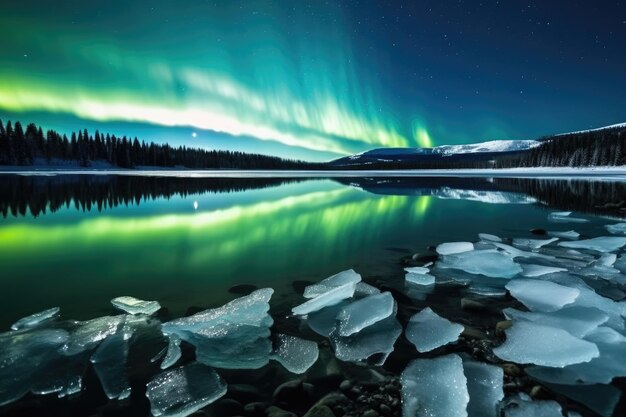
[530,228,547,235]
[461,298,489,312]
[208,399,244,416]
[227,384,263,403]
[272,380,314,406]
[462,326,489,340]
[244,402,269,416]
[529,385,547,399]
[302,404,335,417]
[496,320,513,335]
[362,410,380,417]
[266,406,297,417]
[379,403,392,414]
[501,363,523,377]
[340,380,352,391]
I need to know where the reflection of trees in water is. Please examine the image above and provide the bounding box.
[338,177,626,218]
[493,178,626,218]
[1,175,624,219]
[0,175,302,218]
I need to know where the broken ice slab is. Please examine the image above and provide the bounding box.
[439,249,522,278]
[559,236,626,252]
[479,233,502,242]
[502,306,609,338]
[547,230,580,240]
[305,301,348,337]
[354,281,380,296]
[527,326,626,385]
[10,307,60,331]
[605,222,626,234]
[292,282,357,315]
[272,334,319,374]
[542,382,620,417]
[330,315,402,364]
[111,296,161,315]
[405,307,463,353]
[162,289,274,370]
[519,264,566,277]
[462,356,504,417]
[404,266,430,274]
[0,328,70,406]
[160,334,182,369]
[505,279,579,312]
[146,362,227,417]
[503,396,563,417]
[466,285,507,297]
[61,315,125,355]
[406,272,436,286]
[436,241,474,255]
[303,269,361,298]
[493,321,599,367]
[336,292,395,337]
[512,237,558,250]
[401,354,469,417]
[548,211,589,223]
[491,242,554,260]
[90,331,131,400]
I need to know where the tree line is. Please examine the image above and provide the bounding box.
[495,125,625,168]
[0,119,319,169]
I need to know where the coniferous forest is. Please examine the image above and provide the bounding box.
[0,119,318,169]
[0,119,624,170]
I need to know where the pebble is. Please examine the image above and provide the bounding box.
[302,404,335,417]
[265,406,297,417]
[362,410,380,417]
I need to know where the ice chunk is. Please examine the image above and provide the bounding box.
[161,334,182,369]
[504,397,563,417]
[548,230,580,239]
[162,289,274,369]
[406,272,436,286]
[493,321,599,367]
[90,331,131,400]
[305,301,348,337]
[61,315,125,355]
[503,306,609,338]
[519,264,566,277]
[404,266,430,274]
[466,285,507,297]
[479,233,502,242]
[436,241,474,255]
[559,236,626,253]
[405,307,463,353]
[462,356,504,417]
[330,315,402,364]
[146,362,227,417]
[0,328,70,406]
[548,211,589,223]
[401,354,469,417]
[506,279,579,312]
[543,382,620,417]
[491,242,554,260]
[10,307,60,331]
[512,237,558,250]
[111,296,161,315]
[606,222,626,234]
[303,269,361,298]
[354,282,380,296]
[336,292,395,336]
[439,249,522,278]
[272,334,319,374]
[292,282,357,315]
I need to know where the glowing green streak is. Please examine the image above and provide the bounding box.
[0,8,417,155]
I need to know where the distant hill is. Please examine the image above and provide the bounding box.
[331,123,626,169]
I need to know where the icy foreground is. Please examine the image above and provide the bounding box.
[2,210,626,417]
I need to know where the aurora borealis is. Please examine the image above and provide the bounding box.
[1,1,625,161]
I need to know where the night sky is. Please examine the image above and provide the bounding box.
[0,1,625,161]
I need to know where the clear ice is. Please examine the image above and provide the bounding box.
[405,307,463,353]
[111,296,161,315]
[272,334,319,374]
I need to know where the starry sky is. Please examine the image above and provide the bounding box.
[0,1,625,161]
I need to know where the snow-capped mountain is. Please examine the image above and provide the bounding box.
[333,139,540,166]
[552,122,626,136]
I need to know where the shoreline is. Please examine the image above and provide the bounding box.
[1,166,626,179]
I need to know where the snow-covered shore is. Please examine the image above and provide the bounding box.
[0,166,625,179]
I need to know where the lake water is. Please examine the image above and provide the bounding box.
[0,174,625,417]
